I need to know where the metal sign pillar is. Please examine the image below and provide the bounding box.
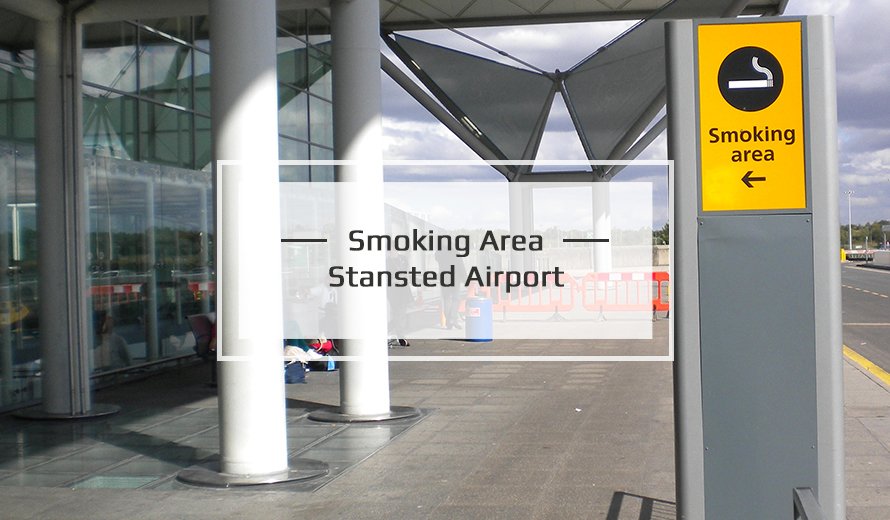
[668,16,843,520]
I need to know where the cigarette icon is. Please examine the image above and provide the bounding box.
[727,56,774,90]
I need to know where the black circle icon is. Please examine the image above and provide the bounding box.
[718,46,783,111]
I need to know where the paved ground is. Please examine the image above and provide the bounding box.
[842,264,890,372]
[0,327,889,519]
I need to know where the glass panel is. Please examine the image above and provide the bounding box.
[195,115,211,171]
[309,95,332,148]
[0,102,7,138]
[139,32,192,109]
[277,10,307,39]
[0,143,40,408]
[307,47,332,99]
[309,145,333,181]
[12,101,34,141]
[279,86,309,141]
[86,156,214,372]
[139,101,192,168]
[193,50,210,116]
[0,67,10,139]
[277,35,307,87]
[279,137,309,181]
[87,157,150,370]
[153,166,214,359]
[0,65,8,97]
[7,68,35,142]
[15,51,35,70]
[83,94,137,160]
[307,9,330,47]
[11,68,33,98]
[140,17,192,44]
[194,16,210,52]
[83,22,138,94]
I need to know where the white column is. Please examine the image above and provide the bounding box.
[210,0,288,476]
[508,184,533,272]
[34,17,95,417]
[331,0,391,417]
[592,183,612,272]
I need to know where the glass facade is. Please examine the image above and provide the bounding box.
[0,10,333,410]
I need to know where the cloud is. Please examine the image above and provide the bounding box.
[381,119,475,161]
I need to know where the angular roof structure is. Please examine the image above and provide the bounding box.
[385,0,789,179]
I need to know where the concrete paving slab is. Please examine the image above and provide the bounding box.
[0,333,888,519]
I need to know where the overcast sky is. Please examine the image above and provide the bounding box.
[379,0,889,227]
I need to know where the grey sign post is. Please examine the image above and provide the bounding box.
[667,16,843,520]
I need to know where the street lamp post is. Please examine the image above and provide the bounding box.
[845,189,854,251]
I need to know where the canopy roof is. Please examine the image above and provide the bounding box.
[0,0,787,50]
[386,0,786,178]
[380,0,787,30]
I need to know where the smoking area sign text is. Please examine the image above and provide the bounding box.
[698,21,806,212]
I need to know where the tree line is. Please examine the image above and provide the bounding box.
[649,221,889,249]
[841,220,889,249]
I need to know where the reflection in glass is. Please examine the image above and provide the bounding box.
[193,50,210,115]
[307,46,332,99]
[84,95,136,160]
[279,86,309,141]
[279,137,310,181]
[86,155,213,371]
[0,10,336,410]
[82,22,138,93]
[0,143,39,410]
[309,145,333,182]
[139,101,192,168]
[139,17,193,44]
[139,35,192,109]
[309,95,332,148]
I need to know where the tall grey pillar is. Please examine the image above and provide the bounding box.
[180,1,327,486]
[27,16,115,419]
[331,0,391,418]
[592,182,612,272]
[308,0,415,423]
[208,0,289,477]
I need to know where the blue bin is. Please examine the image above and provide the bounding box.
[465,297,492,342]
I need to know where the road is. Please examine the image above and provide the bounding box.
[841,263,890,373]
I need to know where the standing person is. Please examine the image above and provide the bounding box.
[387,251,412,347]
[435,248,466,330]
[97,314,132,370]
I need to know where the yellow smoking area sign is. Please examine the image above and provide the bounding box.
[698,21,806,212]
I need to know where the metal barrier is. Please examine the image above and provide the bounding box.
[464,271,670,319]
[580,272,668,314]
[793,487,826,520]
[652,271,670,313]
[465,272,576,318]
[90,283,145,309]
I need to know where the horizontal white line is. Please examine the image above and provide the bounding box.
[217,355,673,362]
[216,159,673,167]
